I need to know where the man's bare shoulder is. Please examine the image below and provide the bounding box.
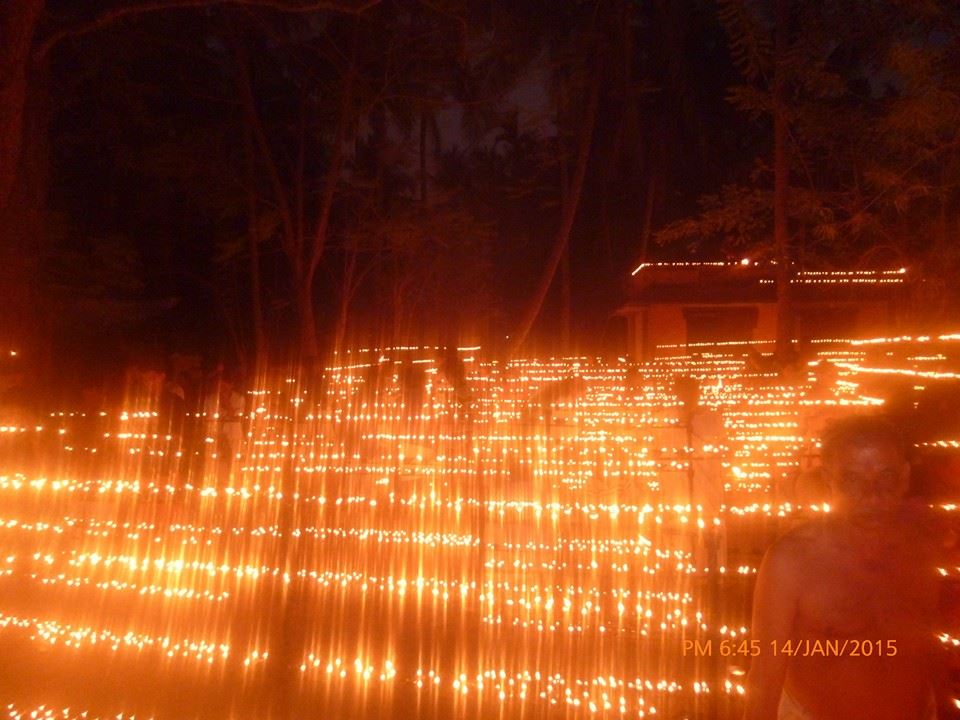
[902,498,955,548]
[759,520,827,581]
[773,518,829,553]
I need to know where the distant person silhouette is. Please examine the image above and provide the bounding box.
[675,376,725,514]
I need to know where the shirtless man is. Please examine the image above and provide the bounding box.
[744,415,949,720]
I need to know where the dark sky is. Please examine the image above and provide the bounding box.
[7,0,955,375]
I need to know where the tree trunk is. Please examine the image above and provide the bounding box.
[228,22,297,256]
[773,0,792,359]
[333,243,359,353]
[1,41,51,374]
[420,104,428,204]
[302,53,357,360]
[508,58,602,357]
[214,277,247,375]
[242,123,267,367]
[560,244,571,352]
[0,0,46,363]
[247,211,266,368]
[0,0,44,217]
[638,167,658,263]
[333,288,350,355]
[297,267,319,361]
[654,0,709,167]
[559,111,573,353]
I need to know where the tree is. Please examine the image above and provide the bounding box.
[222,2,473,357]
[504,1,604,356]
[660,0,804,356]
[0,0,378,365]
[507,54,602,356]
[862,7,960,324]
[0,0,44,216]
[656,0,960,345]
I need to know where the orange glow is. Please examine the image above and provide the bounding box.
[0,335,957,715]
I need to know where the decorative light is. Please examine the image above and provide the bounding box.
[0,337,957,714]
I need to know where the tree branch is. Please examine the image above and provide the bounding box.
[308,25,358,278]
[226,18,299,272]
[34,0,381,61]
[507,52,602,358]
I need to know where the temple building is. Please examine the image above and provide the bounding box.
[616,260,907,359]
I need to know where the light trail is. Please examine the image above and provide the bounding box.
[0,337,957,716]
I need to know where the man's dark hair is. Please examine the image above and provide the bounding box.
[821,414,906,467]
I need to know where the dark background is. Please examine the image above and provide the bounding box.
[2,0,959,382]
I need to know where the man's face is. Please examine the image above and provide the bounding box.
[827,442,909,527]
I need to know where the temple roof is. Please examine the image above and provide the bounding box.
[624,261,907,305]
